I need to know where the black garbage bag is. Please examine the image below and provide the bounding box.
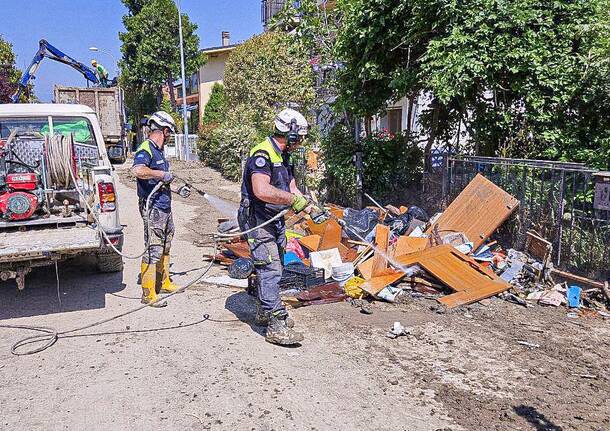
[228,257,254,279]
[383,206,429,236]
[383,212,413,236]
[342,207,379,241]
[407,206,429,222]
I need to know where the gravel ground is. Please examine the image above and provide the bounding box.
[0,160,608,431]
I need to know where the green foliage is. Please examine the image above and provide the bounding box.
[321,125,423,206]
[197,105,262,181]
[199,32,315,179]
[159,97,184,133]
[119,0,204,120]
[335,0,610,169]
[0,35,32,103]
[224,32,315,128]
[202,83,226,125]
[271,1,343,129]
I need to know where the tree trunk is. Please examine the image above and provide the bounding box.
[156,86,163,107]
[167,73,176,109]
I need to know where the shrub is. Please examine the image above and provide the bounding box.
[321,125,424,206]
[198,31,316,180]
[202,83,226,125]
[198,105,262,180]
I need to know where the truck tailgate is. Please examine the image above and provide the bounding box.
[0,226,101,262]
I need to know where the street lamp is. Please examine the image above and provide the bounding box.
[176,0,189,161]
[89,46,119,77]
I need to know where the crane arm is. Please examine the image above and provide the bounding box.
[11,39,100,103]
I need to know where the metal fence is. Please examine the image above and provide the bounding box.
[423,156,610,279]
[166,134,199,161]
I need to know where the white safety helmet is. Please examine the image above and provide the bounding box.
[148,111,177,133]
[274,108,308,137]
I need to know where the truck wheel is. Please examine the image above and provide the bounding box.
[97,252,124,273]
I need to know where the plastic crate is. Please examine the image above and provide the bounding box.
[279,264,325,290]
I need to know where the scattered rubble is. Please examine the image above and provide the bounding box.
[204,174,610,316]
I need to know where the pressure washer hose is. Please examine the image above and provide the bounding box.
[0,149,287,355]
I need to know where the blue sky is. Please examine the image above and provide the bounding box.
[2,0,262,101]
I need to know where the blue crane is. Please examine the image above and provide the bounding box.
[11,39,100,103]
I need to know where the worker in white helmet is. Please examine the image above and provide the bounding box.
[238,107,311,346]
[132,111,180,307]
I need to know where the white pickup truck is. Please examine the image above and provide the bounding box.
[0,103,124,289]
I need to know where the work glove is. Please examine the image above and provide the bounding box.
[291,194,309,213]
[162,172,174,184]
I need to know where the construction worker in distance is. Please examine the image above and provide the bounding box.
[91,59,109,87]
[238,108,312,346]
[132,111,180,307]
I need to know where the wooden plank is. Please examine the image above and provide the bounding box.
[393,236,428,257]
[338,241,358,262]
[319,219,342,250]
[360,269,405,296]
[371,224,390,277]
[306,218,328,236]
[438,280,510,308]
[525,231,552,263]
[328,207,344,219]
[298,235,321,252]
[397,245,509,303]
[550,268,606,288]
[427,174,519,250]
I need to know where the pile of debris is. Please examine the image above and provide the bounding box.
[204,174,610,314]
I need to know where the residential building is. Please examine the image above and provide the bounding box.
[261,0,289,29]
[175,32,238,131]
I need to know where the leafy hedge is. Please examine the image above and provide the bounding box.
[198,32,315,179]
[321,126,423,206]
[202,83,226,125]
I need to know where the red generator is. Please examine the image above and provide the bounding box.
[0,173,41,221]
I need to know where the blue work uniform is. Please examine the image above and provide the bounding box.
[132,139,172,211]
[133,139,174,264]
[238,137,294,315]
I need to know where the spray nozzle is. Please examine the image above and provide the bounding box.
[177,184,192,198]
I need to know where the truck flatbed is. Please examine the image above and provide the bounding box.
[0,226,101,263]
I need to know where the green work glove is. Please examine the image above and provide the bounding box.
[291,195,309,213]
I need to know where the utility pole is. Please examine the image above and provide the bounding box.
[177,0,189,161]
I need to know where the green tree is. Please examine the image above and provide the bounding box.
[0,35,32,103]
[335,0,610,168]
[202,83,226,125]
[224,31,315,129]
[198,32,315,179]
[119,0,204,110]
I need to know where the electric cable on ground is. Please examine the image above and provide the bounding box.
[0,239,218,356]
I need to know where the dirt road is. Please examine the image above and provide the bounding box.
[1,161,609,431]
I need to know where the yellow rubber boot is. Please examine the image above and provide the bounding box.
[158,255,180,294]
[141,261,167,307]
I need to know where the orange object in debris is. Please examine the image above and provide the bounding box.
[371,224,390,277]
[361,245,510,308]
[393,236,428,257]
[427,174,519,250]
[319,219,343,250]
[225,242,251,258]
[299,235,321,252]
